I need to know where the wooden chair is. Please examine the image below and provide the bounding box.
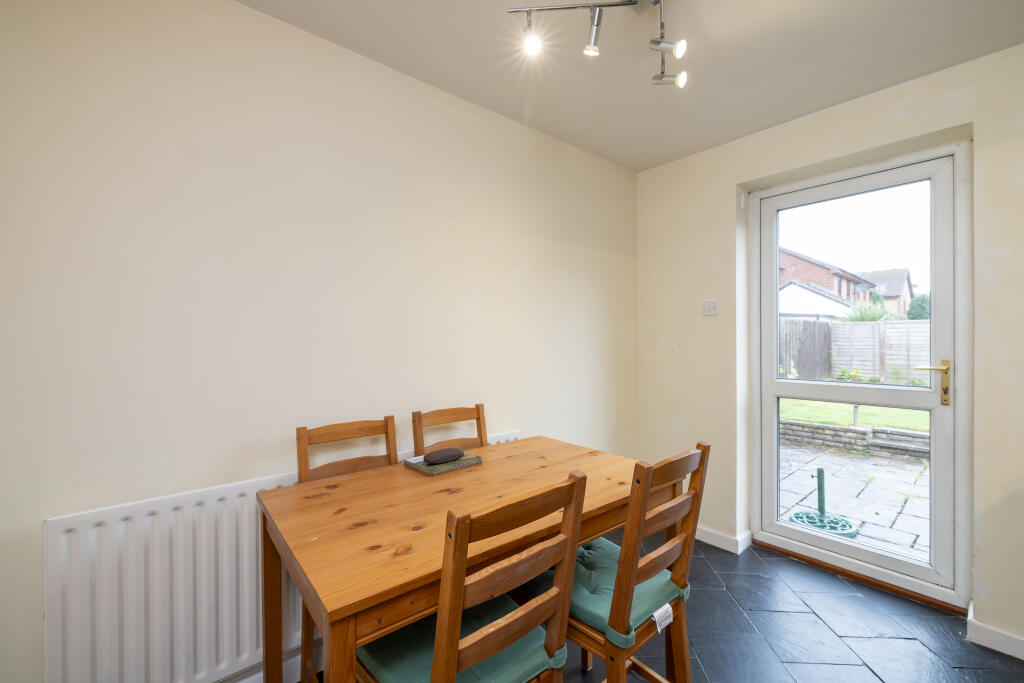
[411,403,487,456]
[294,416,399,682]
[527,442,710,683]
[354,471,588,683]
[296,416,399,483]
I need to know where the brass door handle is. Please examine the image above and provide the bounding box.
[913,358,951,405]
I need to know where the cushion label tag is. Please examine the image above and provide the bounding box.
[652,603,673,633]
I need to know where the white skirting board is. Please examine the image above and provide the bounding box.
[695,525,753,555]
[967,601,1024,661]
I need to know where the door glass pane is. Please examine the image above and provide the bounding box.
[777,181,931,387]
[778,398,930,563]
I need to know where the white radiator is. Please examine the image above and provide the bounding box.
[43,473,302,683]
[43,429,521,683]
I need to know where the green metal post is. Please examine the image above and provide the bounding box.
[816,467,825,516]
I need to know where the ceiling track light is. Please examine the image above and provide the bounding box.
[651,0,687,88]
[507,0,689,90]
[583,7,603,56]
[652,71,687,88]
[649,38,686,59]
[522,10,542,56]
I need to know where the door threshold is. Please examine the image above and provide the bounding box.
[752,539,966,616]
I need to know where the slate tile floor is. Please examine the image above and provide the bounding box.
[559,538,1024,683]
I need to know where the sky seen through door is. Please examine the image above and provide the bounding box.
[778,180,931,294]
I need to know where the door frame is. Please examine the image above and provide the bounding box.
[745,140,973,608]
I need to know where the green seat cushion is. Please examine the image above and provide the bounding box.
[356,594,566,683]
[521,537,688,649]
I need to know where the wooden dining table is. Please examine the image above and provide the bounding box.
[258,435,652,683]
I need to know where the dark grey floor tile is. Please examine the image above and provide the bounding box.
[639,531,673,555]
[633,631,667,661]
[634,635,711,683]
[785,663,882,683]
[580,633,707,682]
[699,543,770,574]
[956,669,1024,682]
[800,593,910,638]
[690,653,710,683]
[603,528,624,545]
[748,611,861,664]
[845,637,961,683]
[750,544,788,560]
[687,556,724,588]
[764,558,860,593]
[719,572,810,612]
[852,583,950,617]
[690,631,795,683]
[685,588,757,633]
[892,615,1024,670]
[560,642,606,683]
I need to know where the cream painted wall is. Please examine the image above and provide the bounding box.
[0,0,637,677]
[637,44,1024,642]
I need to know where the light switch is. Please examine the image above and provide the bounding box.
[701,300,718,316]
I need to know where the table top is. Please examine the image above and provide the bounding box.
[258,436,637,621]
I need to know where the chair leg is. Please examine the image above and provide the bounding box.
[606,646,628,683]
[300,603,316,683]
[580,645,593,672]
[665,600,691,683]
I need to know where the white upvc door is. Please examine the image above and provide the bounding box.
[753,147,968,602]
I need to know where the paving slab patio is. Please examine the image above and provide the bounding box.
[778,442,930,563]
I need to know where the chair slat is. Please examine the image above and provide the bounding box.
[463,535,567,608]
[635,533,686,584]
[643,492,695,536]
[307,419,389,445]
[650,449,702,490]
[412,403,488,456]
[297,416,399,484]
[469,480,573,543]
[456,588,560,672]
[420,407,479,427]
[308,454,392,480]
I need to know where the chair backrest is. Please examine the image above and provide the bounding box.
[411,403,487,456]
[431,471,587,682]
[295,416,399,483]
[607,442,711,637]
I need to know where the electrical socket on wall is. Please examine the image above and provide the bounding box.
[701,300,718,316]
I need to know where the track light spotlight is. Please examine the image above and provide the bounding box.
[506,0,690,90]
[523,10,542,56]
[583,7,603,57]
[648,38,686,59]
[652,71,687,88]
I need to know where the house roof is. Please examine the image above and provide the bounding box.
[783,280,851,306]
[779,281,852,318]
[859,268,914,299]
[779,247,874,285]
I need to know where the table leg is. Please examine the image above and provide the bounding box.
[325,617,357,683]
[261,514,283,683]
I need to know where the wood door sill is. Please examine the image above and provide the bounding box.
[751,540,967,617]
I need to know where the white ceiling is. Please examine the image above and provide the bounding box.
[238,0,1024,170]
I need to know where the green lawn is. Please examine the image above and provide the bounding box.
[779,399,929,432]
